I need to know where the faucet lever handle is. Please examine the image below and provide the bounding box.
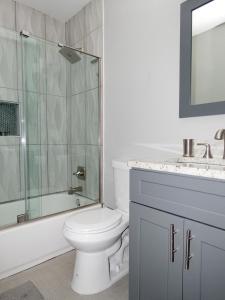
[197,143,213,159]
[214,129,225,159]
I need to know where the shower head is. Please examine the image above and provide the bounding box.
[58,45,81,64]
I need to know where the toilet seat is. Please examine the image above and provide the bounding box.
[64,207,122,234]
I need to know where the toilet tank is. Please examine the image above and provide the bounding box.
[112,160,130,213]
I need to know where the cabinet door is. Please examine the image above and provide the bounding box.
[129,202,183,300]
[183,220,225,300]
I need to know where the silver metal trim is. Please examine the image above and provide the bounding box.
[170,224,178,263]
[183,139,194,158]
[68,186,83,194]
[19,33,29,217]
[73,166,86,180]
[98,58,103,207]
[170,224,177,263]
[185,229,193,270]
[215,129,225,159]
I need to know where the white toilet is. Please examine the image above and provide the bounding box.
[63,160,130,295]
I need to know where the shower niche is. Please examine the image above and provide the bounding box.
[0,102,19,136]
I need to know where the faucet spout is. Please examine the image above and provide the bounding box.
[68,186,83,195]
[214,129,225,159]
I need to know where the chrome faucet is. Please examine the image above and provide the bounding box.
[197,143,213,159]
[214,129,225,159]
[73,166,86,180]
[68,186,83,195]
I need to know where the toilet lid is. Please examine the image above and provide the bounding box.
[65,207,122,234]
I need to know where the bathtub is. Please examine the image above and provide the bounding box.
[0,193,95,227]
[0,193,100,280]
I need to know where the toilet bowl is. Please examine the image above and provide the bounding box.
[63,160,130,295]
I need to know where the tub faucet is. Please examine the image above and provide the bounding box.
[214,129,225,159]
[68,186,83,195]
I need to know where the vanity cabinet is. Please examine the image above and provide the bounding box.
[183,220,225,300]
[129,169,225,300]
[130,202,183,300]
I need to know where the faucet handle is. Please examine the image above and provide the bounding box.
[197,143,213,159]
[214,129,225,159]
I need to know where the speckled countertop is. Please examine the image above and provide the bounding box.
[128,160,225,181]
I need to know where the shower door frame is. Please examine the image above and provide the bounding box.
[18,31,103,224]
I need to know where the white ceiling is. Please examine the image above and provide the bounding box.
[15,0,91,22]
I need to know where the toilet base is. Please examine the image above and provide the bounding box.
[71,239,129,295]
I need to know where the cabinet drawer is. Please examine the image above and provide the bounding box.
[130,169,225,230]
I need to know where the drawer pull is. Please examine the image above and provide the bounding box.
[170,224,178,263]
[185,229,193,270]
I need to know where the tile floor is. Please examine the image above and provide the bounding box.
[0,251,128,300]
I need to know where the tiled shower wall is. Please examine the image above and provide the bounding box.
[66,0,103,200]
[0,0,103,204]
[66,0,103,57]
[0,0,66,204]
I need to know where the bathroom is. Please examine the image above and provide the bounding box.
[1,0,225,299]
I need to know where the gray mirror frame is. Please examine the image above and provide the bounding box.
[179,0,225,118]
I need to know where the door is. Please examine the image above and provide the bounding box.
[20,34,47,220]
[129,202,183,300]
[183,220,225,300]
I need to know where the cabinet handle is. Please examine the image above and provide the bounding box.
[170,224,177,263]
[185,229,193,270]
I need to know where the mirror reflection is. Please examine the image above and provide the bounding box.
[191,0,225,105]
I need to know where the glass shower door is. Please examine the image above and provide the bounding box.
[0,27,101,229]
[20,34,101,222]
[20,34,46,220]
[68,48,101,203]
[0,27,25,227]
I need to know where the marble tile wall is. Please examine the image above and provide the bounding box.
[0,0,66,42]
[0,0,15,30]
[0,145,21,203]
[0,0,67,203]
[66,0,103,201]
[48,145,68,193]
[0,0,103,205]
[66,0,103,57]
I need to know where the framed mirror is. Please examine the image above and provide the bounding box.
[180,0,225,117]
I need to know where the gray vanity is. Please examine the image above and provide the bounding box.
[129,165,225,300]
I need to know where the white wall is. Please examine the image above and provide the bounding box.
[103,0,225,207]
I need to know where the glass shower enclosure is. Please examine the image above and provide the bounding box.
[0,27,101,228]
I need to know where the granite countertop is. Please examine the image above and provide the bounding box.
[128,160,225,181]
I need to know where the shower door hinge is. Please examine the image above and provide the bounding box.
[17,213,29,224]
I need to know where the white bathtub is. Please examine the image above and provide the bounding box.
[0,194,100,280]
[0,192,94,227]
